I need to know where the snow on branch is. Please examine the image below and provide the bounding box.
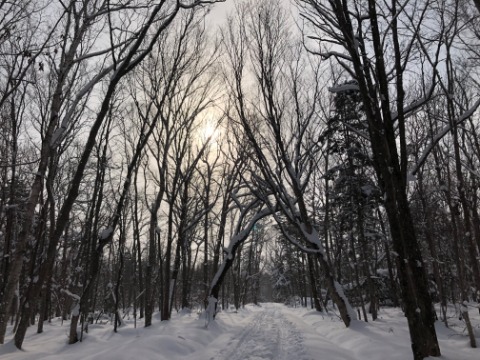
[391,81,436,123]
[179,0,226,8]
[343,122,369,141]
[299,223,325,254]
[210,206,271,290]
[206,204,271,325]
[61,289,81,301]
[410,97,480,176]
[307,47,353,62]
[270,211,323,255]
[99,227,114,240]
[50,65,115,149]
[328,83,360,93]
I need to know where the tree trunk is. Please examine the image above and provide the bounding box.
[181,244,190,309]
[382,172,440,359]
[307,254,322,312]
[145,202,160,327]
[161,216,174,321]
[69,312,80,344]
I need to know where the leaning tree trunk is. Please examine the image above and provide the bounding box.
[314,241,353,327]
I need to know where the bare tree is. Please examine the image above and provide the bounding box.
[0,0,225,347]
[294,0,462,357]
[210,0,356,327]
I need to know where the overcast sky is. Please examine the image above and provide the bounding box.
[206,0,296,27]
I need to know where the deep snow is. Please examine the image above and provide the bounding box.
[0,302,478,359]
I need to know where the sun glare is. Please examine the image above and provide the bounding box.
[198,121,221,145]
[203,125,217,140]
[197,108,223,146]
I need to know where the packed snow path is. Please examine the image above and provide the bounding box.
[1,302,478,359]
[209,303,309,360]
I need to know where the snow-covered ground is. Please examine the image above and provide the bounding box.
[0,302,478,359]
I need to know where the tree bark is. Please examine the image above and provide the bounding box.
[307,254,322,312]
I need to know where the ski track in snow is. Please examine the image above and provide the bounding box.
[210,303,311,360]
[1,303,479,360]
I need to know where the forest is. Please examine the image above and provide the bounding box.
[0,1,480,359]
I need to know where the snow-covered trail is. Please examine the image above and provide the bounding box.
[207,303,310,360]
[186,302,358,360]
[190,302,479,360]
[0,302,478,360]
